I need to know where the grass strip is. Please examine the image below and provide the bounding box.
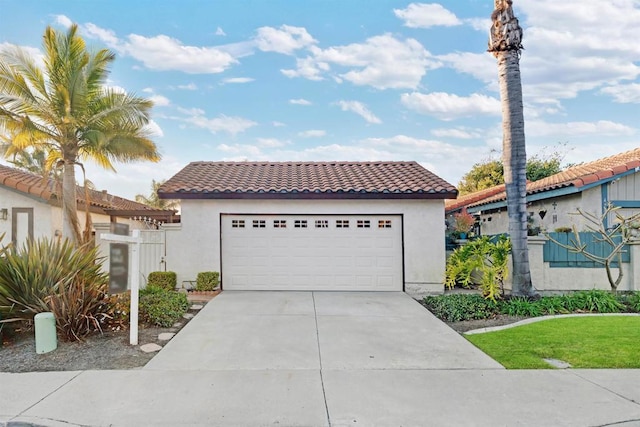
[465,316,640,369]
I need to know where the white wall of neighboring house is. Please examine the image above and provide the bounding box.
[163,198,446,296]
[0,188,55,247]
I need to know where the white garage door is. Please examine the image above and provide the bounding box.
[221,214,403,291]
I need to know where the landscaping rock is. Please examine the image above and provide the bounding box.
[544,358,572,369]
[190,304,204,310]
[182,313,194,319]
[139,343,163,353]
[158,333,175,341]
[172,322,183,328]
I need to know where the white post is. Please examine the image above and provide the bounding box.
[130,229,140,345]
[100,231,143,346]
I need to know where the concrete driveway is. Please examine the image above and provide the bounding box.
[145,291,501,371]
[5,291,640,426]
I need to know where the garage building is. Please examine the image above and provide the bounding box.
[159,161,457,296]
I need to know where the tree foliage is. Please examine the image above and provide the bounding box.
[457,146,567,195]
[0,24,160,245]
[135,179,178,210]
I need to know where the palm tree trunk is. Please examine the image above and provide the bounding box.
[489,0,536,297]
[61,159,82,244]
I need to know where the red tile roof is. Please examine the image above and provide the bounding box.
[158,161,457,199]
[0,163,172,215]
[462,147,640,209]
[445,184,506,213]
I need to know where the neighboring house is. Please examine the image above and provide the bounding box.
[0,164,176,248]
[158,161,457,296]
[446,148,640,235]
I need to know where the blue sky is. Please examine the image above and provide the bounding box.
[1,1,639,200]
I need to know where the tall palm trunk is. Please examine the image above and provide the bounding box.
[61,159,82,244]
[489,0,536,297]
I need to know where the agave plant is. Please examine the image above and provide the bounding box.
[0,237,111,341]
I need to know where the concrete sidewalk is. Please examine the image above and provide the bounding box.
[2,292,640,426]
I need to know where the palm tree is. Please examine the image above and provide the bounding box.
[135,179,178,210]
[0,24,160,245]
[488,0,536,297]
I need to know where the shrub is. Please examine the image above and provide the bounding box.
[445,236,511,301]
[0,238,110,341]
[617,292,640,313]
[139,286,189,327]
[500,297,543,317]
[102,291,131,331]
[147,271,177,291]
[422,294,499,322]
[196,271,220,291]
[536,296,570,315]
[564,289,624,313]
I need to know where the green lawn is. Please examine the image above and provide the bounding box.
[465,316,640,369]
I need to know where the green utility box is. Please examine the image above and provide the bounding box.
[34,312,57,354]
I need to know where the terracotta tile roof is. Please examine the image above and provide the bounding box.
[445,184,506,213]
[464,147,640,209]
[159,161,457,199]
[0,163,170,215]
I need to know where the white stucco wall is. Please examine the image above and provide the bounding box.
[164,198,446,296]
[0,187,55,246]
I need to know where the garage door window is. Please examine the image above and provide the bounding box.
[274,220,287,228]
[315,220,329,228]
[232,220,245,228]
[294,220,308,228]
[378,220,392,228]
[336,220,350,228]
[253,220,266,228]
[357,220,371,228]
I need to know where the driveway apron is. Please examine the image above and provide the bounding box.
[144,291,501,371]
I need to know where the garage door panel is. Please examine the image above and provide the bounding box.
[222,215,403,291]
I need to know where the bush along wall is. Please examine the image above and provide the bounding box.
[196,271,220,291]
[147,271,177,291]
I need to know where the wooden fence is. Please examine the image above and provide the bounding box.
[542,232,630,268]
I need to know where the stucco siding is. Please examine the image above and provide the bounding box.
[164,199,445,294]
[0,187,54,245]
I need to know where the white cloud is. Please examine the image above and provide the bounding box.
[144,120,164,137]
[281,56,327,81]
[215,27,226,36]
[183,110,257,136]
[289,98,312,106]
[600,83,640,103]
[149,95,170,107]
[256,137,289,148]
[527,120,636,138]
[122,34,237,74]
[177,83,198,90]
[222,77,255,84]
[272,121,286,127]
[283,34,437,90]
[431,127,482,139]
[336,100,381,124]
[54,14,73,28]
[394,3,461,28]
[401,92,501,120]
[298,130,326,138]
[83,22,120,47]
[255,25,317,55]
[465,18,492,32]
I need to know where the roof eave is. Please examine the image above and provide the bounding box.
[158,191,457,200]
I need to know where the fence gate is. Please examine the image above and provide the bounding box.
[138,229,166,284]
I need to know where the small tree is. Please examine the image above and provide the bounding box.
[545,205,640,293]
[445,236,511,301]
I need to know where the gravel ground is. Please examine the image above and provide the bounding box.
[0,294,217,373]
